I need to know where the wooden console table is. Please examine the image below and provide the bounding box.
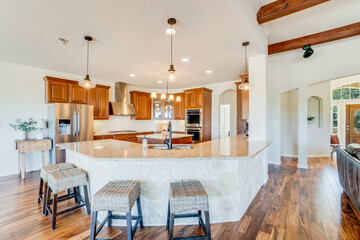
[15,139,52,179]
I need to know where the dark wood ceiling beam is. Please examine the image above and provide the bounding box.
[268,22,360,55]
[257,0,329,24]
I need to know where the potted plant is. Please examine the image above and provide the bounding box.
[9,118,37,140]
[307,116,315,125]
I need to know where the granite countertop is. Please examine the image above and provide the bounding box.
[136,133,193,140]
[57,135,271,160]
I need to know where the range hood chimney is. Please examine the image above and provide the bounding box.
[109,82,137,116]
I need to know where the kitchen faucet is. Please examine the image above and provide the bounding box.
[164,121,173,149]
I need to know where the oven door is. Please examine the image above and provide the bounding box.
[186,128,202,142]
[186,113,202,127]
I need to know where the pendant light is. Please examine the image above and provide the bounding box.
[176,96,181,102]
[238,41,252,90]
[79,36,96,89]
[167,18,176,81]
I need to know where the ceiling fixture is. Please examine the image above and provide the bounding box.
[158,80,163,84]
[129,74,136,77]
[238,41,252,90]
[302,44,314,58]
[54,37,69,45]
[181,58,189,62]
[166,28,176,35]
[206,70,212,74]
[79,36,96,89]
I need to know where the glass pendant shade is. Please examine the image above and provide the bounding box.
[79,75,96,88]
[161,93,166,100]
[238,74,252,90]
[151,92,157,98]
[169,95,174,101]
[176,96,181,102]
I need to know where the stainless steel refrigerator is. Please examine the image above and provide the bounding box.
[47,103,93,164]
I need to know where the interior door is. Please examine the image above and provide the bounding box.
[346,104,360,145]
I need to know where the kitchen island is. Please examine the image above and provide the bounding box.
[58,135,271,226]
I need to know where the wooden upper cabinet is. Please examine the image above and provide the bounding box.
[69,84,87,104]
[130,91,152,120]
[44,77,69,103]
[87,86,110,120]
[174,93,185,120]
[184,88,211,109]
[184,92,194,108]
[44,76,110,120]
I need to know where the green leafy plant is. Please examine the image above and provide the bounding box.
[307,116,315,124]
[9,118,37,132]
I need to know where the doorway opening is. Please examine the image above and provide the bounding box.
[220,104,231,138]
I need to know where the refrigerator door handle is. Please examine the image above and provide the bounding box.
[73,111,77,135]
[76,111,80,136]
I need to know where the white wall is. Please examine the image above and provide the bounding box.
[267,36,360,166]
[307,81,331,157]
[280,89,298,157]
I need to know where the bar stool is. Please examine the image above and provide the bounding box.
[46,168,91,230]
[38,163,74,214]
[90,181,143,240]
[166,181,211,240]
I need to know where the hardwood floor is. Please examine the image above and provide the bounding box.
[0,157,359,240]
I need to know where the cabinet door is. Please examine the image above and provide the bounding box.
[87,88,98,118]
[47,80,69,103]
[174,94,185,120]
[185,92,194,108]
[143,95,152,120]
[193,91,203,108]
[70,84,87,104]
[97,87,109,119]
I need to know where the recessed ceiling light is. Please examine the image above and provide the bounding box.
[129,74,136,77]
[206,70,212,74]
[166,28,176,35]
[54,37,69,45]
[158,80,163,83]
[182,58,189,62]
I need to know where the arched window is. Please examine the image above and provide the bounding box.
[308,96,323,128]
[333,82,360,100]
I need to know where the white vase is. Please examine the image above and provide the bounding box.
[19,131,27,140]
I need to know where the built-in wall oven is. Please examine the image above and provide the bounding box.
[185,109,202,127]
[186,127,202,142]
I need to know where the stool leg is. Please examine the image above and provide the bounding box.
[204,211,211,240]
[42,182,48,214]
[90,211,98,240]
[126,212,133,240]
[51,193,58,230]
[136,197,144,228]
[169,213,175,240]
[198,210,202,227]
[73,187,79,204]
[108,211,113,227]
[44,184,50,216]
[83,185,91,215]
[166,201,170,231]
[38,178,44,204]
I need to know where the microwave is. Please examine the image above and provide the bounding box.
[185,109,202,127]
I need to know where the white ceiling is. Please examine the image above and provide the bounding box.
[0,0,264,89]
[254,0,360,44]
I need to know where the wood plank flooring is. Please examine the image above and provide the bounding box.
[0,157,359,240]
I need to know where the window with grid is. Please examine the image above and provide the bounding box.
[332,83,360,100]
[332,105,338,134]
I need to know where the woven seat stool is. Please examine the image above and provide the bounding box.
[90,181,143,240]
[38,163,74,214]
[46,167,91,230]
[166,181,211,240]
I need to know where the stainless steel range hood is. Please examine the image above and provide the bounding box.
[109,82,137,116]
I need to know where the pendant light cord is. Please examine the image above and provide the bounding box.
[86,40,90,75]
[244,45,247,74]
[170,25,173,65]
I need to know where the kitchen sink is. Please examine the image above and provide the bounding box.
[148,144,194,150]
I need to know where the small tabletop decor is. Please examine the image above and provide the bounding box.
[9,118,37,140]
